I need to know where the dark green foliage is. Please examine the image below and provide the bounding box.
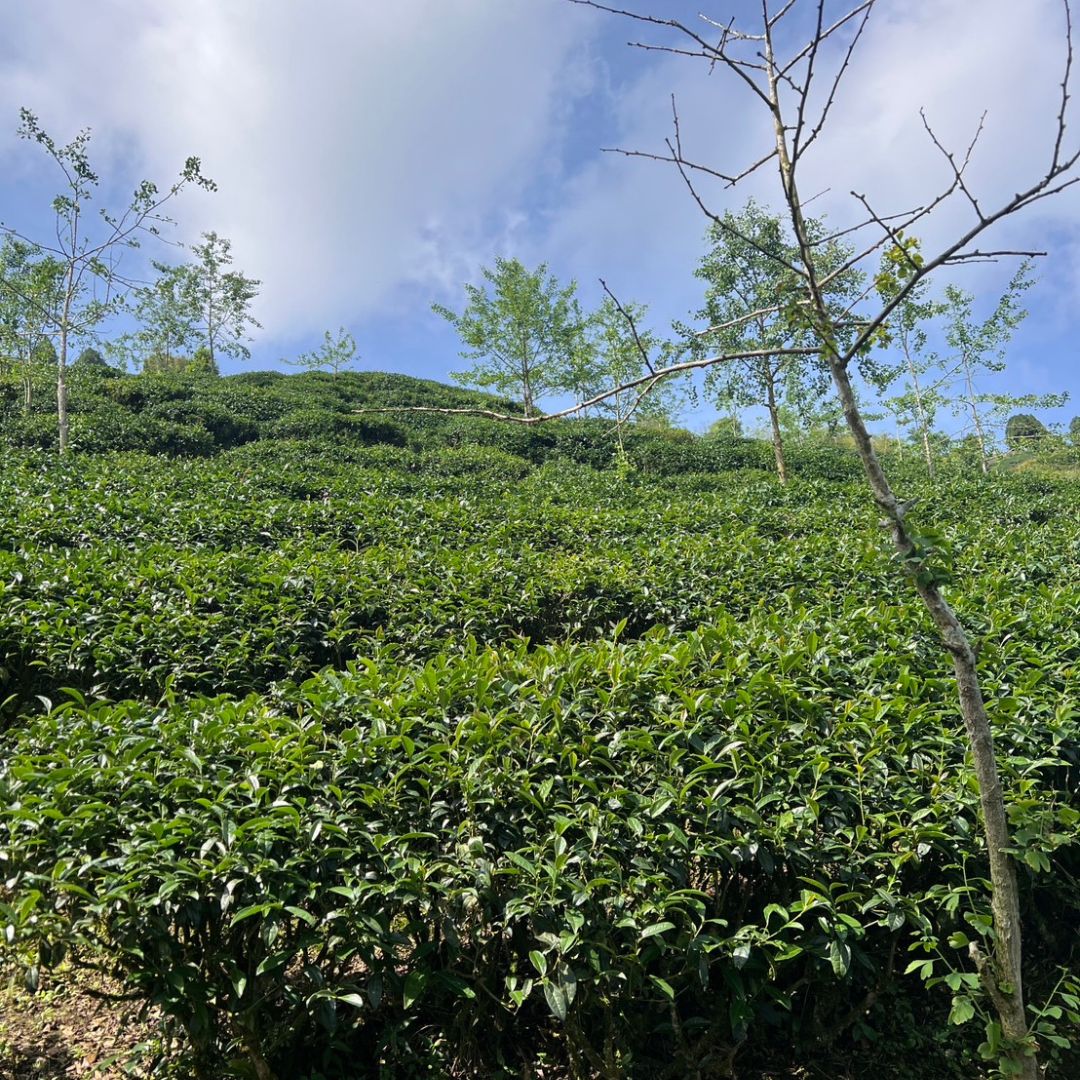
[266,407,406,446]
[2,622,1077,1077]
[0,379,1078,1077]
[146,398,259,448]
[73,347,108,368]
[1,366,826,478]
[189,345,220,376]
[1005,413,1049,451]
[142,351,193,374]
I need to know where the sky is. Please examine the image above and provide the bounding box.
[1,0,1078,434]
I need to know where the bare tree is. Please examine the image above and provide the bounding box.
[561,4,1078,1074]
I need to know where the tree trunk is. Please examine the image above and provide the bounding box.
[207,288,216,370]
[764,370,788,484]
[902,335,935,479]
[57,245,77,455]
[921,427,935,479]
[763,30,1036,1078]
[963,361,990,474]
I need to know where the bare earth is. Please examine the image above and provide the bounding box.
[0,970,165,1080]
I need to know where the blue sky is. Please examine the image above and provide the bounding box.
[1,0,1078,435]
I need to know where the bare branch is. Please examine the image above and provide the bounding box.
[790,1,827,163]
[1053,0,1076,171]
[693,303,785,339]
[779,1,875,77]
[599,277,655,372]
[600,144,742,185]
[794,3,873,161]
[808,207,919,248]
[920,109,988,221]
[356,345,821,426]
[942,248,1047,264]
[763,0,799,29]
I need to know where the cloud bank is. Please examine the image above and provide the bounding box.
[0,0,1077,415]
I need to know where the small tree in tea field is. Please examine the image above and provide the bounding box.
[0,109,215,452]
[434,257,589,417]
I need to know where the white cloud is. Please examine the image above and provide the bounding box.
[1,0,1078,417]
[0,0,596,341]
[543,0,1080,332]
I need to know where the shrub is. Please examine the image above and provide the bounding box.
[2,630,1077,1077]
[147,399,259,448]
[267,408,406,446]
[1005,413,1050,451]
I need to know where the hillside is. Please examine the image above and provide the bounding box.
[0,374,1077,1079]
[0,366,870,479]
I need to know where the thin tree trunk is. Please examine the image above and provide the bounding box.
[963,361,990,474]
[206,284,216,370]
[56,209,79,455]
[519,326,534,418]
[764,368,787,484]
[901,332,935,479]
[57,278,74,455]
[763,29,1036,1078]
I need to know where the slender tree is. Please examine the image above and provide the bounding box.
[0,237,65,411]
[875,238,947,476]
[1,109,214,451]
[565,293,683,460]
[109,260,197,372]
[941,264,1034,473]
[434,257,588,417]
[178,232,261,368]
[285,327,359,379]
[684,200,862,483]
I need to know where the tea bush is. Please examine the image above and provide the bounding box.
[0,410,1078,1077]
[3,624,1077,1077]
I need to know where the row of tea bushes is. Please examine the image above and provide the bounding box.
[2,450,1078,726]
[2,625,1078,1077]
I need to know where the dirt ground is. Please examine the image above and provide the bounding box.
[0,969,167,1080]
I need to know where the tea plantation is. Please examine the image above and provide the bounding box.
[0,373,1078,1078]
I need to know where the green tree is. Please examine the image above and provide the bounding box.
[567,296,683,460]
[141,352,189,375]
[875,238,948,477]
[434,257,586,418]
[110,260,197,372]
[1004,412,1049,451]
[286,327,358,380]
[683,200,862,484]
[3,109,213,451]
[178,232,260,368]
[0,237,65,411]
[187,345,219,376]
[981,391,1067,451]
[73,346,108,368]
[942,263,1033,473]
